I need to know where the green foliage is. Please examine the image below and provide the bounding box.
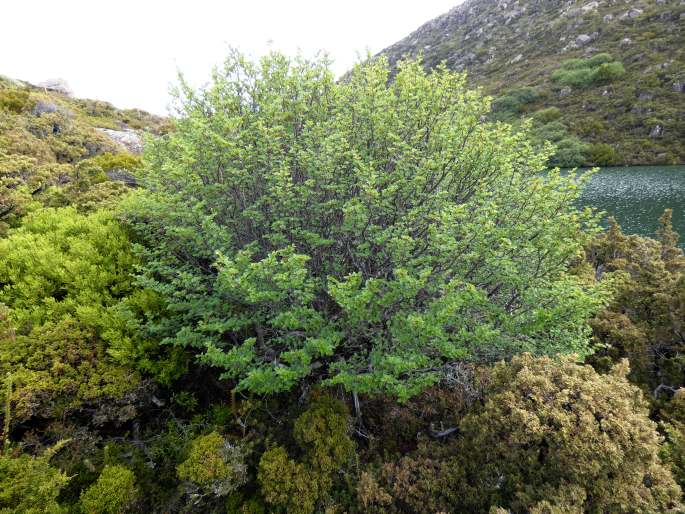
[548,136,590,168]
[176,431,248,497]
[0,442,70,514]
[662,390,685,491]
[492,86,540,118]
[0,208,149,420]
[454,355,682,512]
[588,143,620,166]
[593,61,626,83]
[532,106,562,124]
[125,51,604,399]
[258,447,316,514]
[258,396,354,514]
[461,356,680,512]
[587,212,685,392]
[552,55,625,88]
[79,465,137,514]
[359,356,682,513]
[88,152,142,173]
[0,88,30,113]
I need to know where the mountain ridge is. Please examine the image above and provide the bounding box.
[379,0,685,166]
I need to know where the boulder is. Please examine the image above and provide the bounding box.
[649,125,664,138]
[620,8,644,20]
[603,14,614,22]
[96,128,144,154]
[106,169,138,187]
[673,81,685,93]
[32,100,57,116]
[559,86,572,98]
[575,34,593,46]
[37,78,73,96]
[581,1,599,12]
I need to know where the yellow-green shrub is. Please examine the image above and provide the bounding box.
[176,431,248,497]
[79,465,137,514]
[456,355,682,512]
[258,396,354,514]
[0,89,30,114]
[0,442,70,514]
[0,208,141,420]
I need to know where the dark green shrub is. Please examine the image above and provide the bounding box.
[589,143,620,166]
[492,86,539,116]
[594,62,626,83]
[549,136,590,167]
[552,54,625,88]
[552,68,595,88]
[531,120,569,143]
[532,106,562,124]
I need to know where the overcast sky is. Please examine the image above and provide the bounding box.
[1,1,461,115]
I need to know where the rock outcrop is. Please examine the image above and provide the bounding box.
[37,78,73,96]
[96,128,144,154]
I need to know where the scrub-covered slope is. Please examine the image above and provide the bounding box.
[379,0,685,166]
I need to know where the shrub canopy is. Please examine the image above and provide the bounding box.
[125,51,604,399]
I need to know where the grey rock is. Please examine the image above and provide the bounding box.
[674,81,685,93]
[96,128,144,154]
[32,100,57,116]
[621,37,632,45]
[638,92,654,101]
[649,125,664,138]
[603,14,614,22]
[576,34,593,45]
[559,86,572,98]
[106,169,138,187]
[37,78,73,96]
[581,1,600,11]
[620,8,644,19]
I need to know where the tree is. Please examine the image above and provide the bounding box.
[124,51,604,399]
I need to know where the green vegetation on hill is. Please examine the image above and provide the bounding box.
[379,0,685,166]
[1,52,685,513]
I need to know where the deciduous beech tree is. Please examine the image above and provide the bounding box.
[125,51,605,399]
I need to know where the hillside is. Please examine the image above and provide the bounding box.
[379,0,685,166]
[0,74,166,233]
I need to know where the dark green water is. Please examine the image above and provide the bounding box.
[576,165,685,247]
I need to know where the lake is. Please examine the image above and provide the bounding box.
[575,165,685,247]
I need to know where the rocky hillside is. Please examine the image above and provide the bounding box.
[0,74,167,233]
[379,0,685,166]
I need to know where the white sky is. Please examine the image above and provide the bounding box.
[1,1,461,115]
